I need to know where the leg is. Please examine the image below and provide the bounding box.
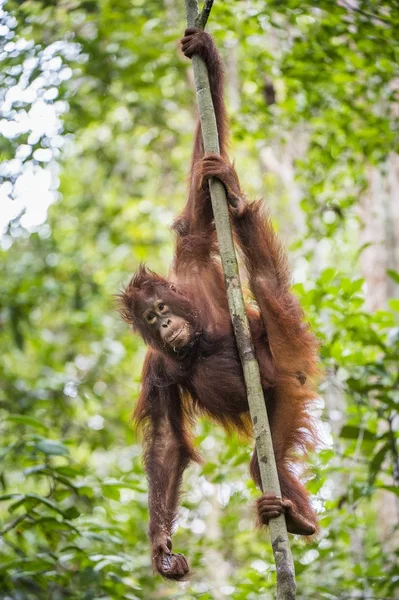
[257,495,317,536]
[233,200,319,377]
[251,450,318,536]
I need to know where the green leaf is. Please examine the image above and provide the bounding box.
[388,298,399,312]
[9,493,67,516]
[35,439,69,456]
[339,425,375,441]
[102,485,120,501]
[0,493,23,502]
[63,506,81,519]
[54,466,83,477]
[377,485,399,497]
[23,465,48,476]
[320,268,337,284]
[369,443,389,485]
[5,415,49,431]
[387,269,399,284]
[76,485,94,498]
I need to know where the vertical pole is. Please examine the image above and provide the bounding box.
[184,2,297,598]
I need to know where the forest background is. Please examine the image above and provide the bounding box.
[0,1,399,599]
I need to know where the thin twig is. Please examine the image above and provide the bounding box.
[0,512,30,536]
[196,0,214,29]
[340,0,390,25]
[2,536,26,557]
[388,415,399,487]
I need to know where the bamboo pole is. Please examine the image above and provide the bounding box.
[183,2,296,598]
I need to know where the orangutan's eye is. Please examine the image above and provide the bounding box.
[158,303,168,313]
[147,314,156,323]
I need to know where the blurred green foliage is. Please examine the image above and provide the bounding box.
[0,1,398,599]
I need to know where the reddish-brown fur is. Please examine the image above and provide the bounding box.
[118,29,319,580]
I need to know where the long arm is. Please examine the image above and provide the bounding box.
[171,29,236,328]
[135,351,200,580]
[173,27,229,239]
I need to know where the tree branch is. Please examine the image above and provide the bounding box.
[195,0,214,29]
[184,2,296,599]
[0,512,30,536]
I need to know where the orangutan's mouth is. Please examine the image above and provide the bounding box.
[166,326,184,344]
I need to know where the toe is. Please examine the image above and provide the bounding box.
[260,493,282,502]
[175,556,186,577]
[257,496,283,510]
[258,501,282,511]
[259,506,282,518]
[178,553,189,573]
[266,510,282,519]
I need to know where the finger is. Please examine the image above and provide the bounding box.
[202,168,220,178]
[259,510,283,519]
[202,154,226,166]
[201,172,220,181]
[259,510,283,520]
[181,38,195,48]
[157,555,171,573]
[201,162,226,174]
[260,512,280,523]
[259,509,283,517]
[259,506,283,515]
[159,542,171,554]
[266,510,282,519]
[169,556,181,577]
[175,556,186,577]
[171,557,182,577]
[180,555,189,573]
[182,42,198,57]
[203,152,223,160]
[203,155,221,163]
[258,496,283,506]
[202,160,224,170]
[202,158,223,167]
[181,44,195,55]
[202,159,224,169]
[259,494,281,502]
[259,493,281,499]
[181,35,195,46]
[184,27,200,35]
[230,205,246,218]
[257,497,282,506]
[228,194,241,206]
[182,37,199,48]
[202,156,221,164]
[258,499,283,509]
